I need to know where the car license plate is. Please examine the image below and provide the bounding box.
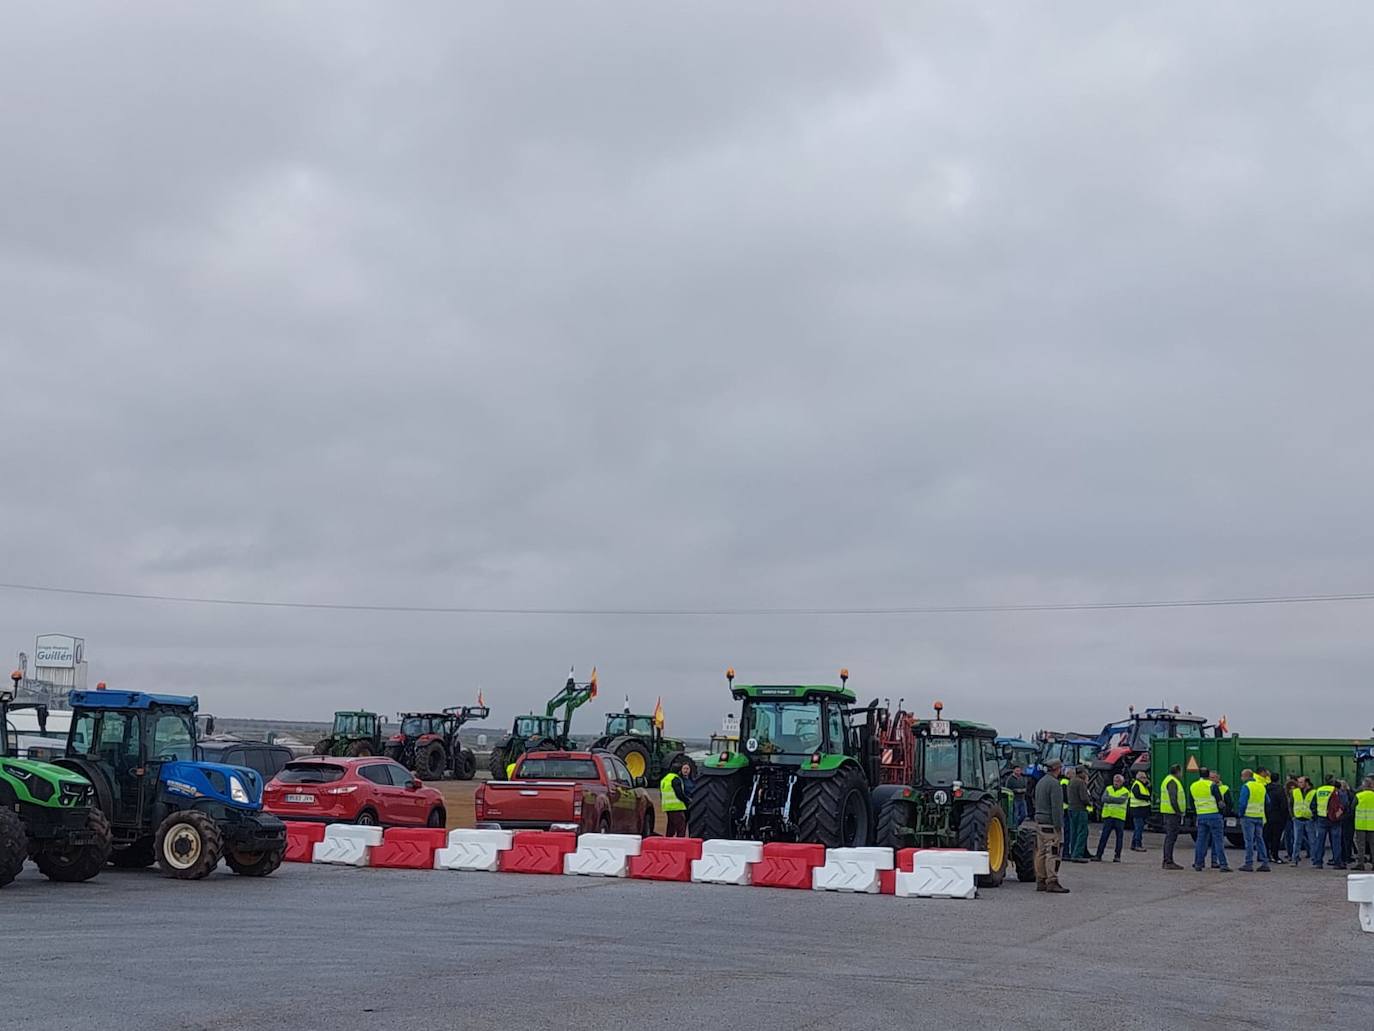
[285,793,316,804]
[928,720,951,736]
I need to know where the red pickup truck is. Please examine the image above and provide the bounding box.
[474,751,656,836]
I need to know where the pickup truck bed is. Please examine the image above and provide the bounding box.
[475,751,655,835]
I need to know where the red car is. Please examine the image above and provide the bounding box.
[474,750,655,835]
[264,757,447,828]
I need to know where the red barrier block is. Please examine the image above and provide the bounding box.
[628,837,703,882]
[499,831,578,875]
[284,822,327,863]
[879,848,921,895]
[370,827,449,869]
[751,842,826,889]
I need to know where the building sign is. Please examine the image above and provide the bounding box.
[35,634,82,670]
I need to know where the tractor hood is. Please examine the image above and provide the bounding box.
[159,760,264,810]
[0,757,95,808]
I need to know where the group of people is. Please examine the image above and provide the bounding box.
[1020,756,1374,894]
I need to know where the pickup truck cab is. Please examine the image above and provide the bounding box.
[475,750,655,836]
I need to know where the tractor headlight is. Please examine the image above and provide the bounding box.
[228,775,250,804]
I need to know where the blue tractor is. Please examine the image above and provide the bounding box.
[57,689,287,879]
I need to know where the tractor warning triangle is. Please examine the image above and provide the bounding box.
[1186,755,1200,771]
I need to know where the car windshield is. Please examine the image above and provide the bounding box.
[920,738,959,785]
[742,701,824,755]
[514,758,598,780]
[277,763,346,784]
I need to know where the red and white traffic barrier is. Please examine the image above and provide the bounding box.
[312,824,383,866]
[812,846,894,893]
[691,839,763,885]
[564,833,643,877]
[895,850,988,899]
[371,828,448,870]
[627,837,701,881]
[434,828,513,871]
[1349,874,1374,933]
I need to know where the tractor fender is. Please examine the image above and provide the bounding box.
[588,735,613,752]
[695,761,747,779]
[53,757,117,821]
[870,783,916,807]
[797,756,864,779]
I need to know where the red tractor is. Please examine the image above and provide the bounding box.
[1086,705,1217,805]
[385,703,491,781]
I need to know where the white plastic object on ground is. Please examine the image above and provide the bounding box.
[1348,874,1374,933]
[812,846,895,893]
[563,833,643,877]
[895,850,990,899]
[434,828,515,871]
[690,839,763,885]
[311,824,385,866]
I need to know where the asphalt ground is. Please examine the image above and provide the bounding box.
[6,838,1368,1031]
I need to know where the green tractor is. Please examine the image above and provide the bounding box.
[313,710,385,757]
[688,670,878,849]
[870,702,1031,888]
[589,701,692,783]
[487,669,598,779]
[1,671,113,887]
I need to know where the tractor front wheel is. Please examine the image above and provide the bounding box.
[488,746,510,780]
[416,741,447,781]
[225,847,284,877]
[1012,821,1038,882]
[33,808,113,883]
[347,741,373,757]
[796,768,872,849]
[454,749,477,781]
[313,739,331,756]
[957,799,1008,888]
[155,810,224,880]
[687,772,749,841]
[0,807,27,888]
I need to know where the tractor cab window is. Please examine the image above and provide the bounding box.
[827,705,846,755]
[335,714,360,736]
[605,715,654,736]
[959,737,982,788]
[1173,722,1203,740]
[980,739,1002,788]
[514,716,547,737]
[149,713,196,762]
[401,717,429,736]
[920,737,958,785]
[742,702,826,755]
[76,712,141,765]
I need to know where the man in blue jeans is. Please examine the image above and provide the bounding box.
[1311,774,1344,870]
[1129,770,1151,852]
[1237,769,1271,872]
[1191,767,1231,872]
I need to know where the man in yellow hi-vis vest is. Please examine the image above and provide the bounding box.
[1191,766,1232,872]
[660,761,691,837]
[1353,777,1374,871]
[1093,774,1130,863]
[1237,768,1271,872]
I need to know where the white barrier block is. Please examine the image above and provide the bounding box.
[691,840,762,885]
[1349,874,1374,933]
[563,833,643,877]
[895,851,989,899]
[812,847,895,893]
[700,839,764,860]
[312,824,384,866]
[434,828,514,871]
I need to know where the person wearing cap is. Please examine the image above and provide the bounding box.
[1032,757,1069,893]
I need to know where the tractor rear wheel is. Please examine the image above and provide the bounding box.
[1012,821,1038,882]
[957,799,1008,887]
[313,739,330,755]
[488,746,509,780]
[663,751,695,780]
[384,744,404,763]
[155,810,224,880]
[796,767,872,849]
[416,741,447,781]
[0,807,27,888]
[347,740,373,757]
[454,749,477,780]
[687,772,749,840]
[225,847,284,877]
[613,739,653,782]
[32,808,113,883]
[110,837,156,868]
[875,795,915,850]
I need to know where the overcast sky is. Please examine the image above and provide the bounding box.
[3,3,1373,738]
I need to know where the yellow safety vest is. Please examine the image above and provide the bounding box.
[1356,790,1374,832]
[1292,787,1312,819]
[1160,774,1184,815]
[1243,780,1266,820]
[1101,786,1130,821]
[1314,784,1335,818]
[1190,778,1218,815]
[506,762,517,779]
[1129,780,1151,808]
[660,772,686,812]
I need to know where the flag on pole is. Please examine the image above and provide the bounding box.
[653,697,664,730]
[1217,714,1228,735]
[477,689,485,708]
[588,667,598,698]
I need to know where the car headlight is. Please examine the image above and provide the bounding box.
[228,776,250,804]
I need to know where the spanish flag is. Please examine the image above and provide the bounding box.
[653,697,664,729]
[477,689,485,708]
[588,668,598,698]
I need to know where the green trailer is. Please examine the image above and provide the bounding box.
[1149,735,1371,845]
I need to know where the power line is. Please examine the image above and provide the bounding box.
[1,579,1373,616]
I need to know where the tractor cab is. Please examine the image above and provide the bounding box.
[514,715,561,741]
[727,682,857,766]
[1357,746,1374,783]
[314,710,383,757]
[603,712,656,738]
[996,736,1037,777]
[1098,707,1207,756]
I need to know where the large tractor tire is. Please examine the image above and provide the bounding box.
[0,807,27,888]
[415,741,447,781]
[796,767,872,849]
[957,798,1008,888]
[155,810,224,880]
[875,795,915,850]
[612,738,653,782]
[384,743,404,763]
[455,749,477,781]
[110,837,156,869]
[1012,821,1039,883]
[346,740,373,757]
[488,744,511,780]
[225,846,284,877]
[312,739,331,756]
[32,808,113,883]
[687,772,749,841]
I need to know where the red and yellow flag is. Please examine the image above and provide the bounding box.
[653,697,664,729]
[588,668,598,698]
[477,689,485,708]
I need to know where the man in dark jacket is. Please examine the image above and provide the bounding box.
[1032,758,1069,893]
[1006,765,1029,826]
[1066,767,1093,862]
[1261,767,1288,863]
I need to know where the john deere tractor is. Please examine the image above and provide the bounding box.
[488,669,598,779]
[314,710,385,757]
[870,702,1028,888]
[590,703,692,783]
[688,670,878,849]
[0,672,113,887]
[387,703,490,781]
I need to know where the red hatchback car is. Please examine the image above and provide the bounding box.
[264,757,447,828]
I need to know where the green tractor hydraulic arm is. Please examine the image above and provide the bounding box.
[544,669,599,739]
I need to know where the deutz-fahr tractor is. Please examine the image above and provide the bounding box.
[314,710,385,757]
[1086,706,1211,804]
[386,703,490,781]
[0,671,113,887]
[488,669,598,779]
[589,701,692,783]
[872,701,1027,887]
[59,688,287,880]
[689,670,879,850]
